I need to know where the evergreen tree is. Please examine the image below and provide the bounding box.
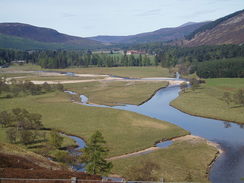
[82,130,112,176]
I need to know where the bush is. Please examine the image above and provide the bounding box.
[54,151,76,165]
[6,128,17,143]
[49,130,64,148]
[5,94,13,98]
[19,130,35,145]
[127,161,161,181]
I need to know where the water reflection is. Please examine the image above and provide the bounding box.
[223,122,232,128]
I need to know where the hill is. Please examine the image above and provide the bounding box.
[88,22,210,44]
[184,9,244,46]
[0,142,101,180]
[0,23,103,50]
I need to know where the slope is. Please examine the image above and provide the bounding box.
[88,22,210,44]
[184,9,244,46]
[0,23,103,49]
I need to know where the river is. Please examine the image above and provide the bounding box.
[33,71,244,182]
[71,85,244,183]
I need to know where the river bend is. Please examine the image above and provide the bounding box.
[76,85,244,183]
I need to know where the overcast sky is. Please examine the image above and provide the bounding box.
[0,0,243,37]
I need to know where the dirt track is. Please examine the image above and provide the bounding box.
[30,77,185,85]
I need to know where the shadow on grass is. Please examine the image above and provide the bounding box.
[230,105,244,109]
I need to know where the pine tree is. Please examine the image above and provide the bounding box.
[82,131,113,176]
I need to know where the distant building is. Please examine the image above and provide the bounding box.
[126,50,146,55]
[11,60,26,65]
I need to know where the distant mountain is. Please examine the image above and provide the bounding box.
[87,22,210,44]
[0,23,103,49]
[184,9,244,46]
[179,22,200,27]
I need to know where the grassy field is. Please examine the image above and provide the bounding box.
[0,128,76,148]
[8,75,104,81]
[0,91,188,157]
[1,65,219,179]
[64,81,168,105]
[51,66,172,78]
[112,138,218,182]
[0,72,35,78]
[0,127,76,159]
[1,63,42,71]
[1,64,173,78]
[171,78,244,124]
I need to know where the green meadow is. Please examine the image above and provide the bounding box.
[1,64,172,78]
[112,139,217,182]
[64,81,168,105]
[0,91,188,157]
[171,78,244,123]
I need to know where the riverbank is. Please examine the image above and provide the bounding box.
[111,134,219,182]
[172,135,223,153]
[0,91,188,157]
[1,64,173,78]
[1,65,229,182]
[107,134,221,161]
[63,81,170,106]
[170,78,244,124]
[65,131,220,182]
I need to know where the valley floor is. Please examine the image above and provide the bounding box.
[0,65,219,182]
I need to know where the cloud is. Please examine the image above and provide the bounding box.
[82,25,95,30]
[183,8,217,19]
[62,12,76,18]
[136,8,161,17]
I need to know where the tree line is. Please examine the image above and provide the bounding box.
[155,44,244,67]
[38,51,156,68]
[153,45,244,78]
[0,77,64,98]
[190,58,244,78]
[0,48,33,66]
[0,48,156,68]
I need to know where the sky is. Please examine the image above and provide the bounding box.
[0,0,244,37]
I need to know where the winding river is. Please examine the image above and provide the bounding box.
[22,70,244,182]
[70,84,244,183]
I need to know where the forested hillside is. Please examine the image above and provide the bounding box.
[0,23,103,50]
[154,45,244,78]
